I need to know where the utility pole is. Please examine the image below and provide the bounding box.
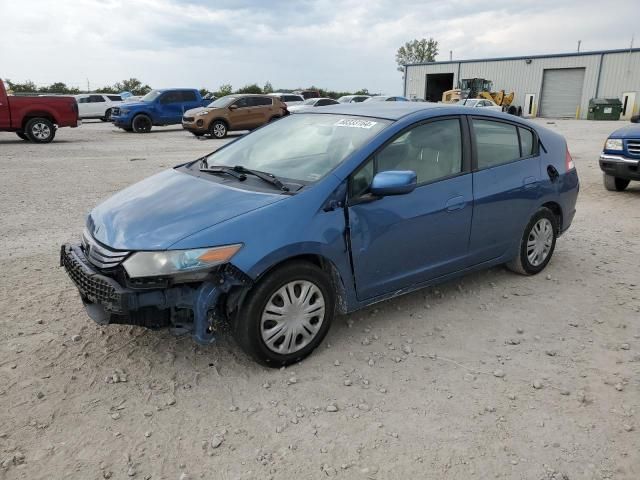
[87,78,90,93]
[449,50,452,61]
[577,40,581,52]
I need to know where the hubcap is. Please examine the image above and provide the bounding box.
[32,122,50,140]
[213,123,226,137]
[527,218,553,267]
[260,280,325,355]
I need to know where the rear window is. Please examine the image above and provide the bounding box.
[472,119,526,169]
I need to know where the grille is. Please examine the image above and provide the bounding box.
[182,116,194,122]
[61,245,124,312]
[82,230,130,270]
[627,140,640,156]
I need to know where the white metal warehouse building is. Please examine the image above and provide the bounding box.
[404,48,640,119]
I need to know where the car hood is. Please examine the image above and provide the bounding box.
[119,101,149,109]
[184,106,209,116]
[609,123,640,138]
[87,168,285,250]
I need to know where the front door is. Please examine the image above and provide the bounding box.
[621,92,636,120]
[468,117,542,262]
[159,91,186,124]
[347,117,473,300]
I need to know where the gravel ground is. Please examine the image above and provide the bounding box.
[0,119,638,480]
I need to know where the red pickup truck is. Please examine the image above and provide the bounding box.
[0,79,80,143]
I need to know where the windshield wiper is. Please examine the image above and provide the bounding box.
[200,164,248,181]
[231,165,289,192]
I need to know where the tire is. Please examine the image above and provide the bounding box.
[190,131,205,137]
[25,118,56,143]
[132,114,152,133]
[603,174,630,192]
[268,116,281,123]
[209,120,227,138]
[507,207,557,275]
[233,261,335,367]
[16,132,30,141]
[101,109,112,122]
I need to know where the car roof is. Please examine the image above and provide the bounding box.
[302,101,528,123]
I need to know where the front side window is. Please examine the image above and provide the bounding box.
[519,127,534,156]
[204,114,390,183]
[89,95,105,103]
[107,95,122,101]
[473,119,520,169]
[160,92,181,104]
[350,119,463,197]
[233,97,249,108]
[207,96,236,108]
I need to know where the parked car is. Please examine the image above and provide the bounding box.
[337,95,370,103]
[294,89,320,99]
[460,98,502,112]
[75,94,123,121]
[182,94,288,138]
[0,78,80,143]
[110,88,209,133]
[61,102,579,366]
[268,93,305,107]
[599,115,640,191]
[364,95,409,102]
[288,97,339,112]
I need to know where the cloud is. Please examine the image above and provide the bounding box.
[0,0,637,94]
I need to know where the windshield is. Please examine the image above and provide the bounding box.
[204,114,390,183]
[337,96,351,103]
[207,95,237,108]
[141,90,162,102]
[303,98,317,105]
[462,99,478,107]
[365,96,386,102]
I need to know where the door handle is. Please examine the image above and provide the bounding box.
[523,176,537,189]
[445,196,466,212]
[547,165,559,182]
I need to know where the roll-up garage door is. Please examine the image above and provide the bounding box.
[539,68,585,118]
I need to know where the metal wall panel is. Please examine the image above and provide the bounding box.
[405,51,640,118]
[539,68,586,117]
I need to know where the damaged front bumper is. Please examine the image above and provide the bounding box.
[60,243,251,343]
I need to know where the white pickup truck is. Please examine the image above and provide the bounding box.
[75,94,124,121]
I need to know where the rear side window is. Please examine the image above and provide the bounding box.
[251,97,273,107]
[180,91,197,102]
[472,119,521,169]
[519,127,535,156]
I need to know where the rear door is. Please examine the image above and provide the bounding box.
[248,97,273,126]
[468,117,542,263]
[348,116,473,300]
[228,97,252,130]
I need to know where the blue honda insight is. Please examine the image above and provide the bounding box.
[61,103,579,366]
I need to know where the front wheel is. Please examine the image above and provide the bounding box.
[603,174,630,192]
[209,120,227,138]
[132,114,152,133]
[233,261,335,367]
[507,208,557,275]
[25,118,56,143]
[101,109,112,122]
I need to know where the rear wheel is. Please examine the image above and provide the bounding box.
[132,114,152,133]
[233,261,335,367]
[209,120,227,138]
[16,132,30,141]
[603,174,630,192]
[507,208,557,275]
[25,118,56,143]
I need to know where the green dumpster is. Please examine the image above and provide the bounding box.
[587,98,623,120]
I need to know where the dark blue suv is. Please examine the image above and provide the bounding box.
[599,116,640,191]
[61,103,579,366]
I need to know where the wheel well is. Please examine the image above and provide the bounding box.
[247,254,348,315]
[542,202,563,231]
[22,114,55,130]
[209,118,229,130]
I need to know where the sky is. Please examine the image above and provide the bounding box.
[1,0,638,95]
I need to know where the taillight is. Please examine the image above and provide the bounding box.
[565,147,575,171]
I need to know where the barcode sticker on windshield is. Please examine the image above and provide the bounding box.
[334,119,377,129]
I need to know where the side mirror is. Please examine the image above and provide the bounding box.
[370,171,417,196]
[229,104,238,110]
[631,115,640,124]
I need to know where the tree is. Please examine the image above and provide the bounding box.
[263,81,274,94]
[5,79,38,93]
[95,85,118,94]
[39,82,80,94]
[235,83,262,94]
[113,78,152,96]
[396,38,439,73]
[215,83,233,97]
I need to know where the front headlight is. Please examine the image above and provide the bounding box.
[119,108,129,115]
[604,138,623,151]
[123,244,242,278]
